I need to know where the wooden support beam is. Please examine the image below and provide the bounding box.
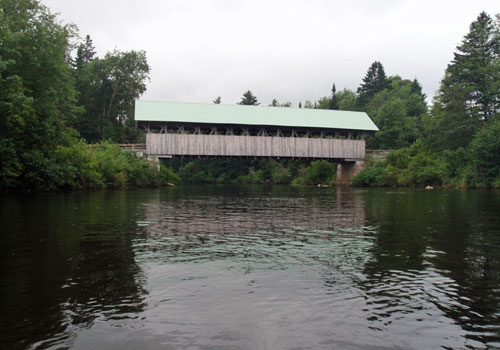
[258,128,269,137]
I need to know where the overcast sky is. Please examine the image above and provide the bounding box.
[42,0,498,106]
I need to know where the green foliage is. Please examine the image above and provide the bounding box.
[467,119,500,187]
[238,90,259,106]
[353,141,445,188]
[46,142,179,189]
[337,88,358,111]
[316,96,331,110]
[0,0,80,191]
[357,61,389,108]
[352,165,386,187]
[430,12,500,149]
[166,158,337,186]
[292,160,336,186]
[329,83,339,110]
[398,153,446,187]
[160,167,182,185]
[74,46,150,143]
[269,99,292,107]
[365,76,427,149]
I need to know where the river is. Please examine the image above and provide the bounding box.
[1,186,499,349]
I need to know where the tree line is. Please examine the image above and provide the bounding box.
[223,59,427,151]
[0,0,498,189]
[353,12,500,188]
[218,12,500,188]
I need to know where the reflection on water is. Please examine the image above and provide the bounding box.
[0,186,500,349]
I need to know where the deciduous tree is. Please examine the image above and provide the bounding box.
[75,49,150,142]
[0,0,80,190]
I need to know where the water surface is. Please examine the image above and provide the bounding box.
[1,186,500,349]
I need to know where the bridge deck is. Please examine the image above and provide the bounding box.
[147,133,365,159]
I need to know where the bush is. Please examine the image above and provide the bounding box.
[398,152,446,187]
[352,166,384,187]
[292,160,336,185]
[161,166,181,185]
[353,142,445,188]
[38,141,182,190]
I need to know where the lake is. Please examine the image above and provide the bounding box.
[1,186,500,349]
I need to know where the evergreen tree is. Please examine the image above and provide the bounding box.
[269,99,291,107]
[357,61,389,109]
[75,35,96,72]
[238,90,259,105]
[432,12,500,148]
[329,83,339,110]
[443,12,499,121]
[213,96,221,104]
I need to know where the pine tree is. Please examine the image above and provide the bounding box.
[329,83,339,110]
[432,12,500,148]
[441,12,500,122]
[75,35,96,72]
[238,90,259,105]
[357,61,388,109]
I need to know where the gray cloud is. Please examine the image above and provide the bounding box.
[43,0,498,106]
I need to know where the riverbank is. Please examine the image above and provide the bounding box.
[1,142,180,192]
[352,139,500,189]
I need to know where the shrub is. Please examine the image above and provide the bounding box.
[293,160,336,185]
[352,165,385,187]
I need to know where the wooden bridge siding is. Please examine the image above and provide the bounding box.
[147,134,365,159]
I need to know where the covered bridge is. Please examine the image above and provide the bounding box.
[134,100,378,161]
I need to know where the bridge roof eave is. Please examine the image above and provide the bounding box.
[135,100,379,132]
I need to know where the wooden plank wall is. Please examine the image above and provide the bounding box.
[147,134,365,159]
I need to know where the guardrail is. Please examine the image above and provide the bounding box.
[117,144,146,151]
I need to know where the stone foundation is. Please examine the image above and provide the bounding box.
[335,161,365,185]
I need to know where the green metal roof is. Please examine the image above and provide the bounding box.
[135,100,378,131]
